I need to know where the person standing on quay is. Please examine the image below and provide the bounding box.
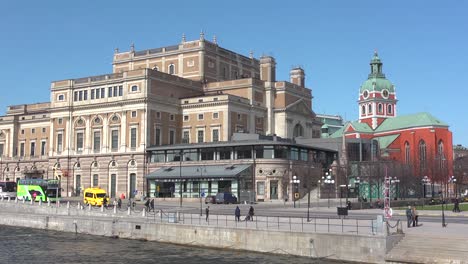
[205,206,210,222]
[412,206,419,227]
[248,206,254,221]
[406,205,413,228]
[235,206,241,222]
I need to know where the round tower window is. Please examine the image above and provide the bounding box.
[363,90,369,99]
[382,89,389,98]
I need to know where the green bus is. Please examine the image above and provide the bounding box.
[17,179,61,202]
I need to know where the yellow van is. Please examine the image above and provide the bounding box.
[83,187,107,206]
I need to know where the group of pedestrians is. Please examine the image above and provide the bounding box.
[144,199,155,212]
[234,205,254,221]
[405,205,419,228]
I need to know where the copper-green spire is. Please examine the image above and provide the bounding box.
[369,50,385,78]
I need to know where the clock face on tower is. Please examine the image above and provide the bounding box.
[363,90,369,99]
[382,89,389,98]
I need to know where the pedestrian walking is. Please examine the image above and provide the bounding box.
[144,199,150,212]
[411,206,419,227]
[205,206,210,222]
[150,199,155,212]
[235,206,241,222]
[406,205,413,228]
[117,198,122,209]
[248,206,254,221]
[453,198,461,213]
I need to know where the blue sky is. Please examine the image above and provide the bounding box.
[1,1,467,146]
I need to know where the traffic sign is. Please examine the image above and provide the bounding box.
[201,192,206,198]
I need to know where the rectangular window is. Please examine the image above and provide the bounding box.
[169,130,175,145]
[131,111,137,118]
[170,114,175,121]
[130,128,137,149]
[42,128,46,133]
[30,142,35,156]
[95,89,100,99]
[93,131,101,152]
[91,89,95,99]
[83,90,88,100]
[108,87,113,97]
[113,86,118,97]
[182,131,190,144]
[40,141,46,156]
[155,128,161,146]
[236,146,252,159]
[197,130,204,143]
[213,112,219,119]
[76,132,84,151]
[183,115,189,121]
[74,91,78,101]
[93,174,99,187]
[57,134,63,153]
[156,112,161,119]
[111,130,119,150]
[20,142,25,157]
[21,129,24,135]
[257,181,265,195]
[198,114,204,120]
[0,143,4,156]
[212,129,219,142]
[118,85,123,96]
[218,148,232,160]
[31,128,35,134]
[101,88,105,98]
[58,118,63,125]
[78,91,83,101]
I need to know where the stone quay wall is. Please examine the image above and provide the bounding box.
[0,201,400,264]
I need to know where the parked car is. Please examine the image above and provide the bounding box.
[215,192,237,204]
[205,195,216,204]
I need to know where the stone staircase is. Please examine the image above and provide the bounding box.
[386,234,468,263]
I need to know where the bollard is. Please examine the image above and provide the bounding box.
[22,198,25,204]
[101,204,104,212]
[39,199,42,206]
[30,199,33,205]
[57,200,60,207]
[47,200,51,207]
[67,201,70,209]
[1,196,3,202]
[127,207,131,215]
[113,205,117,214]
[15,197,18,204]
[7,197,10,203]
[142,209,146,217]
[88,204,91,211]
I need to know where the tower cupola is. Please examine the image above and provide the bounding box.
[358,51,398,129]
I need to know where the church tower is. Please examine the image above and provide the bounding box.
[358,51,397,129]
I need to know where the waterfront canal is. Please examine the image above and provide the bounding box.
[0,225,350,263]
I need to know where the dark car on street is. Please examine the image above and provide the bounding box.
[205,195,216,204]
[215,192,237,204]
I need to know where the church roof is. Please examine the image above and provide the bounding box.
[359,51,395,93]
[374,134,399,149]
[330,121,372,138]
[375,112,449,132]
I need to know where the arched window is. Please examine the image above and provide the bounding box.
[388,104,393,114]
[368,104,372,114]
[361,105,366,115]
[419,140,426,171]
[293,124,304,137]
[168,64,175,75]
[405,141,410,164]
[378,103,383,113]
[438,140,445,169]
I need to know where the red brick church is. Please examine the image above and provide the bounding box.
[332,52,453,187]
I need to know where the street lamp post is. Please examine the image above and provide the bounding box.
[290,175,300,208]
[179,150,183,207]
[197,166,206,216]
[324,170,335,208]
[422,176,430,208]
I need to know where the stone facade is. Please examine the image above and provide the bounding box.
[0,35,322,199]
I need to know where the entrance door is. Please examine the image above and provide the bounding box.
[110,174,116,198]
[129,173,136,198]
[75,175,81,196]
[270,180,278,200]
